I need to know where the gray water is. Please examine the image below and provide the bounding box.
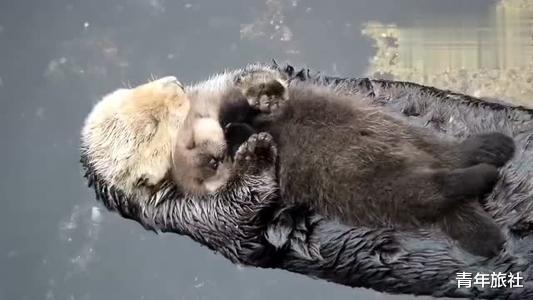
[1,1,530,299]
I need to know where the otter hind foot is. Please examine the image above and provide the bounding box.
[442,207,504,258]
[441,163,499,199]
[459,132,515,167]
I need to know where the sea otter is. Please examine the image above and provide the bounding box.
[80,65,513,258]
[80,63,533,298]
[172,69,515,258]
[80,73,278,207]
[170,66,288,195]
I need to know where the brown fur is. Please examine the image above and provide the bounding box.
[177,68,515,257]
[240,81,514,257]
[168,67,514,257]
[171,116,232,195]
[170,88,235,195]
[169,68,290,195]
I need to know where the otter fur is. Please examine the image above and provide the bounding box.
[171,94,232,195]
[177,70,515,257]
[169,66,290,195]
[172,117,232,194]
[80,63,533,298]
[81,76,190,200]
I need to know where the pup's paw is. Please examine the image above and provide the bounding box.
[235,71,288,113]
[459,132,515,167]
[442,163,499,199]
[234,132,277,175]
[458,218,504,258]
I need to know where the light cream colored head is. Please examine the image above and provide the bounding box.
[81,76,190,198]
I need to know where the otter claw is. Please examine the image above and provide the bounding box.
[235,71,288,114]
[234,133,277,175]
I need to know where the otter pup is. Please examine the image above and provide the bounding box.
[174,71,515,258]
[170,68,285,195]
[171,91,232,195]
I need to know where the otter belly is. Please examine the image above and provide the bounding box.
[261,94,454,228]
[270,122,418,226]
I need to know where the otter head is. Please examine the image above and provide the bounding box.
[81,76,190,200]
[171,117,232,195]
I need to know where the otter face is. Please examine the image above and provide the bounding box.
[81,76,190,198]
[172,117,232,195]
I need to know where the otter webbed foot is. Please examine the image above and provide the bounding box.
[458,132,515,168]
[235,71,288,114]
[442,205,505,258]
[440,163,499,199]
[234,132,278,175]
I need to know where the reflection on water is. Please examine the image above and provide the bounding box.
[363,0,533,108]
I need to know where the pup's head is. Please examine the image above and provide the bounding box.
[172,117,232,195]
[81,76,190,199]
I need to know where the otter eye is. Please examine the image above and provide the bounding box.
[208,157,219,170]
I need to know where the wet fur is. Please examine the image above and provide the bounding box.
[169,66,514,257]
[219,80,515,257]
[171,67,289,195]
[80,64,277,200]
[80,63,533,298]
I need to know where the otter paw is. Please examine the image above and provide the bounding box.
[459,222,504,258]
[442,163,499,199]
[459,132,515,167]
[235,71,288,113]
[234,132,277,175]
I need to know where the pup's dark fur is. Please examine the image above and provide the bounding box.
[220,80,515,258]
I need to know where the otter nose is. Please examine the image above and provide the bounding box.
[158,76,183,89]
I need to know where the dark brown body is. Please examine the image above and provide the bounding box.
[224,82,515,257]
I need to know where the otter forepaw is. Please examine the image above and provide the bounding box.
[234,132,277,175]
[459,132,515,167]
[235,72,288,114]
